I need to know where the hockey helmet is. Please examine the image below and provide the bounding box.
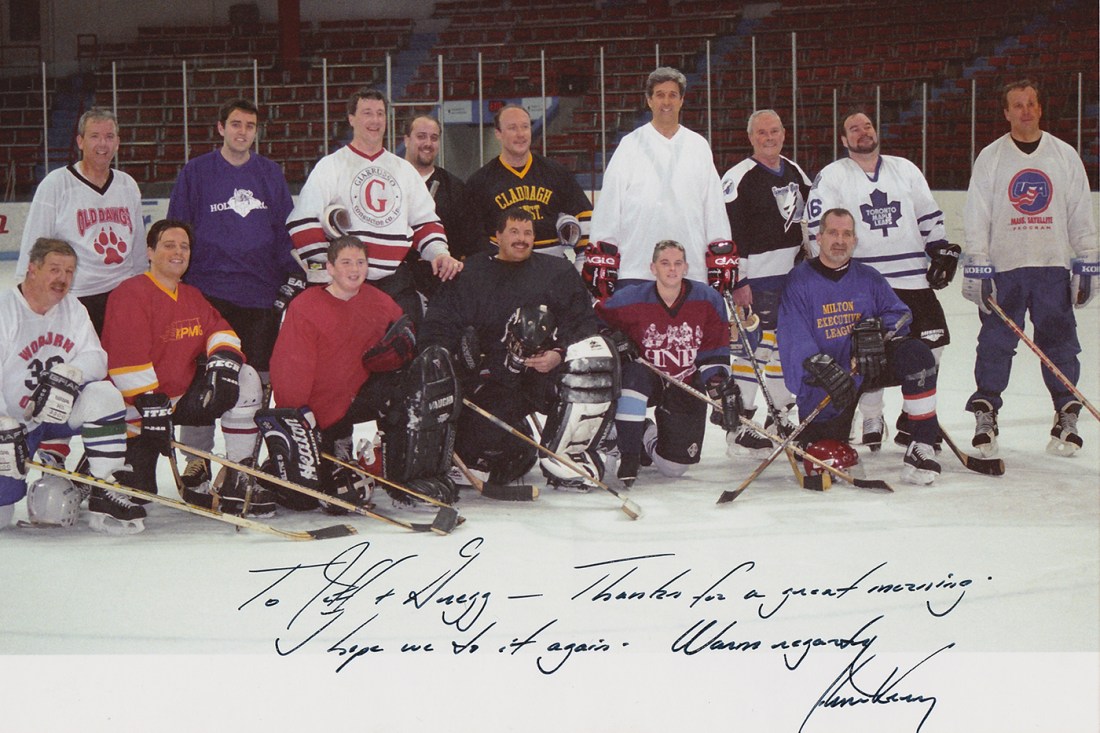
[503,304,556,373]
[26,474,82,527]
[803,439,863,477]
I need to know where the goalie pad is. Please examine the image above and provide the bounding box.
[540,335,618,483]
[27,363,83,424]
[380,345,461,504]
[255,407,322,510]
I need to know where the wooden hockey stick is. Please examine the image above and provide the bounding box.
[636,359,897,495]
[461,398,641,519]
[29,459,356,541]
[452,453,539,501]
[725,295,820,489]
[939,427,1005,476]
[173,442,459,536]
[987,299,1099,422]
[321,451,472,514]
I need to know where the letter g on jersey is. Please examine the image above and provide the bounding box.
[350,166,403,227]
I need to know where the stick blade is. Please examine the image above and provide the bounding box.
[852,478,895,493]
[716,487,746,504]
[800,472,831,491]
[429,506,461,535]
[305,524,358,540]
[962,455,1005,476]
[620,499,642,520]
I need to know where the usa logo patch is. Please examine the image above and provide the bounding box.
[1008,169,1052,215]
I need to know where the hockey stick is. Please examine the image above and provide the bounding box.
[321,451,472,513]
[461,398,641,519]
[452,453,539,501]
[939,427,1005,476]
[636,359,893,495]
[987,299,1099,422]
[713,313,911,502]
[28,459,356,540]
[173,442,459,536]
[724,294,821,489]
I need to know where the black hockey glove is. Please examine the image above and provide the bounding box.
[803,354,856,411]
[135,392,174,455]
[362,314,416,372]
[0,417,29,478]
[926,242,962,290]
[706,373,744,431]
[850,317,887,384]
[27,363,83,424]
[274,274,307,312]
[601,328,638,363]
[200,351,242,416]
[457,326,482,376]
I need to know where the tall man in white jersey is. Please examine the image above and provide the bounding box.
[961,78,1097,457]
[806,111,960,451]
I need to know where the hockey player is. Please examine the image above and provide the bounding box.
[167,97,300,493]
[962,79,1097,457]
[720,109,810,453]
[779,208,943,485]
[588,67,730,285]
[596,240,740,487]
[16,107,147,335]
[100,219,266,516]
[466,104,593,260]
[806,111,958,451]
[285,89,462,325]
[267,235,458,512]
[1,238,129,532]
[420,206,615,491]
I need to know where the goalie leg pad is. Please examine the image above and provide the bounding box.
[381,345,461,504]
[559,334,620,403]
[255,407,322,509]
[539,400,615,484]
[654,380,707,466]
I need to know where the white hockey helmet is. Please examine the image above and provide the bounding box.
[27,474,82,527]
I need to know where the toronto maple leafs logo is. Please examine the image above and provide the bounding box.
[772,181,805,233]
[859,189,902,235]
[1008,169,1052,215]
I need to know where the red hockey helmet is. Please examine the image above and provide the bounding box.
[803,439,863,477]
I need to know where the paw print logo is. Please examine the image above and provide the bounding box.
[93,227,129,265]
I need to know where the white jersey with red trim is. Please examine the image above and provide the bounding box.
[16,164,147,298]
[286,144,448,281]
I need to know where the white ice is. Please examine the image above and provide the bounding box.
[1,258,1097,733]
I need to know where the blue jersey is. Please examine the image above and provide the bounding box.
[778,259,910,421]
[168,150,299,309]
[597,279,730,383]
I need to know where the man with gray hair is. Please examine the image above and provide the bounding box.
[719,109,811,453]
[587,67,730,288]
[16,107,147,335]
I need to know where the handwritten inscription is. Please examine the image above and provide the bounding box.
[241,539,991,731]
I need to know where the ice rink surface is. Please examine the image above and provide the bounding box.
[1,258,1097,732]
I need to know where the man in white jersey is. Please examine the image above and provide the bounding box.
[0,238,130,533]
[806,111,960,451]
[961,78,1097,457]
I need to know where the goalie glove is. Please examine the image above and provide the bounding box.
[706,240,739,294]
[502,304,556,374]
[200,351,242,416]
[850,317,887,384]
[581,241,620,300]
[803,354,856,411]
[135,392,174,455]
[926,242,961,290]
[961,253,996,314]
[0,416,29,478]
[705,372,743,431]
[556,212,581,248]
[1071,249,1099,308]
[362,314,416,372]
[26,363,83,424]
[274,273,307,312]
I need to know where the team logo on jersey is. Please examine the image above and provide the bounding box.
[91,226,129,265]
[1008,169,1052,215]
[350,166,403,227]
[210,189,268,218]
[860,189,902,235]
[772,182,806,233]
[642,322,702,381]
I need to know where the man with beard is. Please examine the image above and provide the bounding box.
[806,111,958,452]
